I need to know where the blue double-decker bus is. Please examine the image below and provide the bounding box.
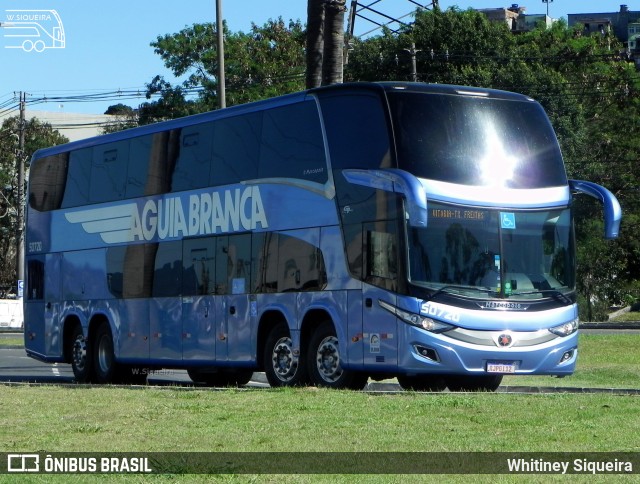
[24,82,621,390]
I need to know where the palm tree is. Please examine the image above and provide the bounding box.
[306,0,346,88]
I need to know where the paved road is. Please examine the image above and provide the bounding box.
[0,345,272,387]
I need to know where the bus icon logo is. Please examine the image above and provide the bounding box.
[2,9,65,52]
[7,454,40,472]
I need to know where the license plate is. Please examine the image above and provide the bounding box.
[487,362,516,374]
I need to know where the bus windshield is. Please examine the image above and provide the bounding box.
[407,203,575,299]
[388,91,567,188]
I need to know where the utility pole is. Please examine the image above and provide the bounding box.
[16,91,26,296]
[216,0,226,109]
[404,43,421,82]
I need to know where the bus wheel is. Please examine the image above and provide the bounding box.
[188,369,253,387]
[307,321,368,390]
[445,375,503,392]
[93,322,117,384]
[397,374,447,392]
[70,325,93,383]
[263,322,307,387]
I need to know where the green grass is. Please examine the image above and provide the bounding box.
[0,335,23,347]
[502,333,640,388]
[609,311,640,322]
[1,387,639,483]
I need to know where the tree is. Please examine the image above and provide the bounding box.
[102,104,138,134]
[306,0,325,88]
[139,18,306,124]
[321,0,347,85]
[0,117,67,292]
[306,0,347,87]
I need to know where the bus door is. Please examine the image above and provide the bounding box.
[361,223,399,369]
[182,238,217,362]
[215,234,254,364]
[24,253,62,358]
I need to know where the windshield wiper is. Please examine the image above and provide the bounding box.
[509,288,573,302]
[424,284,497,302]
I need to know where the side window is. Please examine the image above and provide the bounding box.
[61,147,92,208]
[90,140,129,203]
[320,93,391,170]
[228,234,252,294]
[29,153,68,211]
[126,135,152,199]
[278,231,326,292]
[106,246,126,298]
[183,238,215,296]
[152,241,183,297]
[260,102,327,183]
[215,234,251,294]
[252,232,278,293]
[172,123,214,192]
[26,259,45,300]
[363,220,399,291]
[212,113,261,185]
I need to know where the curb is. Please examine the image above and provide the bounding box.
[581,322,640,330]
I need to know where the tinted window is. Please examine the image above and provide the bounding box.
[153,241,183,297]
[278,231,326,292]
[126,135,152,199]
[212,113,261,185]
[29,153,68,211]
[388,92,567,188]
[320,93,392,170]
[364,220,399,291]
[172,123,214,192]
[260,102,327,183]
[107,242,183,299]
[215,234,252,294]
[183,238,215,296]
[90,140,129,203]
[27,259,45,300]
[61,147,92,208]
[251,231,326,293]
[253,232,278,293]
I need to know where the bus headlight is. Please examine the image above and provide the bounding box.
[379,300,454,333]
[549,318,579,337]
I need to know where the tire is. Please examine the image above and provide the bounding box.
[93,322,117,384]
[70,324,93,383]
[397,374,447,392]
[188,368,253,387]
[307,321,368,390]
[263,321,308,387]
[445,374,503,392]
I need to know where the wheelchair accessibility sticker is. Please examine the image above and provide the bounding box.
[501,212,516,230]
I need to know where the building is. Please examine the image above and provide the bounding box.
[0,110,114,143]
[568,4,640,51]
[477,4,554,33]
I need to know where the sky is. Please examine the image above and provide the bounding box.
[0,0,632,116]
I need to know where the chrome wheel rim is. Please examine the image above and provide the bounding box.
[315,336,342,383]
[271,336,298,382]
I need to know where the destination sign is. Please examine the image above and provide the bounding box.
[430,208,486,221]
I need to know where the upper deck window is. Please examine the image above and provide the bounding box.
[388,91,567,188]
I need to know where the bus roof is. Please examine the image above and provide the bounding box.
[31,82,535,160]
